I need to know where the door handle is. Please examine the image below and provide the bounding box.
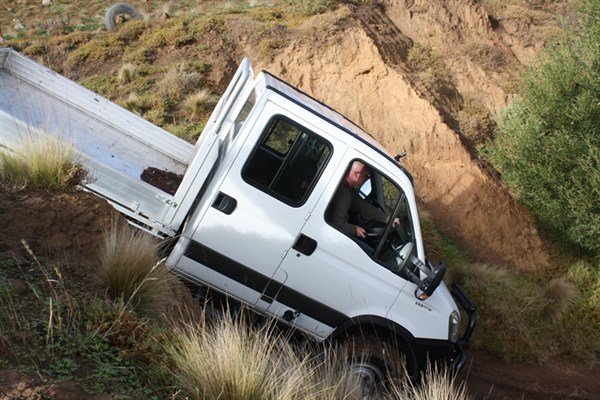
[212,192,237,215]
[293,234,317,256]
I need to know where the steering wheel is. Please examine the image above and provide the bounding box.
[364,221,387,240]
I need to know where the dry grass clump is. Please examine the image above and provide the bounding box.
[121,92,148,113]
[407,43,455,94]
[463,41,507,70]
[542,278,576,323]
[455,98,497,146]
[168,315,300,400]
[167,313,367,400]
[96,220,179,320]
[0,133,87,192]
[386,364,471,400]
[184,89,214,119]
[118,62,138,83]
[156,64,204,101]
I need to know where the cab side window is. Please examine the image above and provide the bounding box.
[243,117,331,206]
[325,161,415,272]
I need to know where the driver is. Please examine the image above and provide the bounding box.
[327,160,399,253]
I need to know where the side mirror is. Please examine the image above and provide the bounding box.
[398,244,446,300]
[411,258,446,300]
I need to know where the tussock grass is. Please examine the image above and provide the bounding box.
[121,92,148,113]
[407,43,455,94]
[168,315,298,400]
[96,220,178,320]
[542,278,576,323]
[167,312,367,400]
[184,89,213,119]
[0,133,87,192]
[455,98,497,147]
[386,364,471,400]
[117,62,138,83]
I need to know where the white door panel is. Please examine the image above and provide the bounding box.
[186,100,345,307]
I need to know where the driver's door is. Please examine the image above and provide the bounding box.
[261,155,415,337]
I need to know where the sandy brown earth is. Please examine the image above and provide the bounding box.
[257,2,550,272]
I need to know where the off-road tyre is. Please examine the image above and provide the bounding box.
[104,3,141,31]
[341,333,417,396]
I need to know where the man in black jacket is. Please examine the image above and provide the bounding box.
[327,160,399,254]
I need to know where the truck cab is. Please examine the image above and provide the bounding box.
[0,47,474,387]
[165,60,476,382]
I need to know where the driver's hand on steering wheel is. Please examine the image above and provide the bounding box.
[355,225,367,238]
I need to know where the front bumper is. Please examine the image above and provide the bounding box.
[450,283,477,373]
[411,283,476,373]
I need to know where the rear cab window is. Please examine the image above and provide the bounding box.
[242,116,332,206]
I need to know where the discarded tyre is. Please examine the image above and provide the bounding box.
[104,3,141,31]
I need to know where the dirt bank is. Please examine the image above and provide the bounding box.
[257,2,550,270]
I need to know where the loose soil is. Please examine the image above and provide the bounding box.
[141,167,183,196]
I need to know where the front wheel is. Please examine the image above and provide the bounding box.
[342,334,417,396]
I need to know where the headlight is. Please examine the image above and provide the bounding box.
[448,310,461,342]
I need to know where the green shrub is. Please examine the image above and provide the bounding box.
[485,0,600,255]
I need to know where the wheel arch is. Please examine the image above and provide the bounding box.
[329,315,419,371]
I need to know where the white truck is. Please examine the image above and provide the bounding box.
[0,48,475,385]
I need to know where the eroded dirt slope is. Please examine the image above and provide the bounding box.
[0,190,120,261]
[257,1,551,270]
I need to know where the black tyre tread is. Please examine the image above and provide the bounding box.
[104,3,141,31]
[344,332,418,385]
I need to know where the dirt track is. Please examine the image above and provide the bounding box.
[462,350,600,400]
